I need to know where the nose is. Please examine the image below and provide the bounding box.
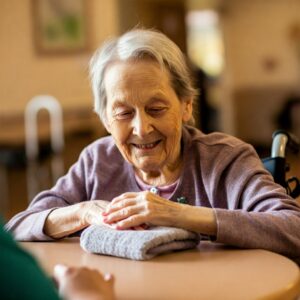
[132,111,153,137]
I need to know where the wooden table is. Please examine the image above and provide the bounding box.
[21,239,300,300]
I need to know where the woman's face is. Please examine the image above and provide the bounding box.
[103,60,192,174]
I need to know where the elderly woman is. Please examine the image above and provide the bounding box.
[6,29,300,261]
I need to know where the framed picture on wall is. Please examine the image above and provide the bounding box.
[32,0,89,54]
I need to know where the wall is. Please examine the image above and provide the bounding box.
[0,0,119,117]
[2,0,299,145]
[222,0,300,89]
[117,0,187,51]
[219,0,300,143]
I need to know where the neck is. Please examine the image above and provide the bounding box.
[135,159,183,187]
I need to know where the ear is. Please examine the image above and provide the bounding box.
[181,98,193,123]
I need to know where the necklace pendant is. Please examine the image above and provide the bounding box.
[150,187,159,194]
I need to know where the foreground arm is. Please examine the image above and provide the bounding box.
[54,265,115,300]
[1,220,115,300]
[0,219,60,300]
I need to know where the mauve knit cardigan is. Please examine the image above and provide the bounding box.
[6,126,300,261]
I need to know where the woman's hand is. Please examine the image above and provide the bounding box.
[102,191,182,229]
[81,200,111,227]
[44,200,111,239]
[103,191,217,236]
[53,264,115,300]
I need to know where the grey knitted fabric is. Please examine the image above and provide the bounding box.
[80,225,200,260]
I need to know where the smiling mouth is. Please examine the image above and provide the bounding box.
[132,140,161,150]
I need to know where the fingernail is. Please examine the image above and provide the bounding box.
[104,273,113,281]
[54,264,68,277]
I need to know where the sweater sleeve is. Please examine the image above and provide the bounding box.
[212,143,300,260]
[5,146,93,241]
[0,220,61,300]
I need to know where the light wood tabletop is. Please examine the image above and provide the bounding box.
[21,238,300,300]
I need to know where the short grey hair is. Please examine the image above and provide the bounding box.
[89,29,197,124]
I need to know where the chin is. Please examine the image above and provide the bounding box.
[133,159,163,172]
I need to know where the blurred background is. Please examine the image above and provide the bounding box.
[0,0,299,221]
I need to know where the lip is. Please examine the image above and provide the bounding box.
[131,140,161,150]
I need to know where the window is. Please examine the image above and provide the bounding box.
[186,10,224,77]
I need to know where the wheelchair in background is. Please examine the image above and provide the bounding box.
[262,130,300,199]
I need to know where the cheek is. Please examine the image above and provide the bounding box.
[110,123,134,162]
[109,121,130,146]
[161,111,183,147]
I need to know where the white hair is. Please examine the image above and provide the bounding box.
[89,29,197,124]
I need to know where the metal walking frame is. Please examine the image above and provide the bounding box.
[262,130,300,198]
[25,95,64,202]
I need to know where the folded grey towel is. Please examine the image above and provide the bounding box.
[80,225,200,260]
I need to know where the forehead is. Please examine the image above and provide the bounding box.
[104,60,173,101]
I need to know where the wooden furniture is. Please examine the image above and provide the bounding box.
[21,239,300,300]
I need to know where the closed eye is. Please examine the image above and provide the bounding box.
[147,107,167,116]
[114,110,134,120]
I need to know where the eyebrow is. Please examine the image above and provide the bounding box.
[148,94,170,105]
[111,100,129,111]
[110,90,170,110]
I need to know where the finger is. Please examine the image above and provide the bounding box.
[134,223,149,230]
[103,204,143,224]
[107,192,147,213]
[53,264,69,280]
[114,214,148,230]
[104,199,138,215]
[104,273,115,283]
[110,192,139,205]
